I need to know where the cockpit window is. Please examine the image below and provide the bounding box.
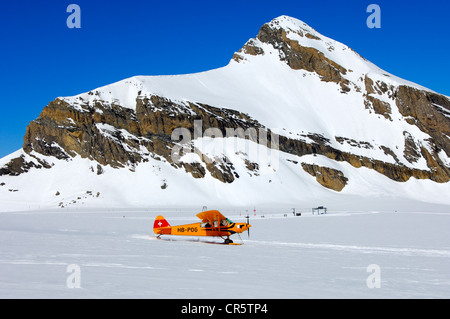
[201,219,232,228]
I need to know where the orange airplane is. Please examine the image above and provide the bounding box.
[153,210,251,245]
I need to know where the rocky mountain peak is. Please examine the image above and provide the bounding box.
[232,15,358,93]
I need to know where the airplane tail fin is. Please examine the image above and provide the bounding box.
[153,215,171,234]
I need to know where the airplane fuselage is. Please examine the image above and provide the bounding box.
[155,221,250,238]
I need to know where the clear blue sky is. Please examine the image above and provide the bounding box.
[0,0,449,158]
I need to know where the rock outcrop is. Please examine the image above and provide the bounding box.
[301,163,348,191]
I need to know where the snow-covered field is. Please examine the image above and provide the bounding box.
[1,206,449,298]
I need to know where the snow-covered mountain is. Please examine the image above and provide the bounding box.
[1,15,449,211]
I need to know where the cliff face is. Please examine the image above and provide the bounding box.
[1,15,449,203]
[21,96,263,183]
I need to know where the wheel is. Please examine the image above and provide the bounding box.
[224,238,233,244]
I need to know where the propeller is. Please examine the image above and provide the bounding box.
[246,215,250,238]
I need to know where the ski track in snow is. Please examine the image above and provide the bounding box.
[246,240,450,257]
[132,232,450,258]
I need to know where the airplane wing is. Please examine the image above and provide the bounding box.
[196,210,227,224]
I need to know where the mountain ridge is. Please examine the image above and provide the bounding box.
[1,15,449,211]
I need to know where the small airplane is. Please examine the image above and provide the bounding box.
[153,210,251,245]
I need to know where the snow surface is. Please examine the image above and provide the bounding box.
[1,208,449,298]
